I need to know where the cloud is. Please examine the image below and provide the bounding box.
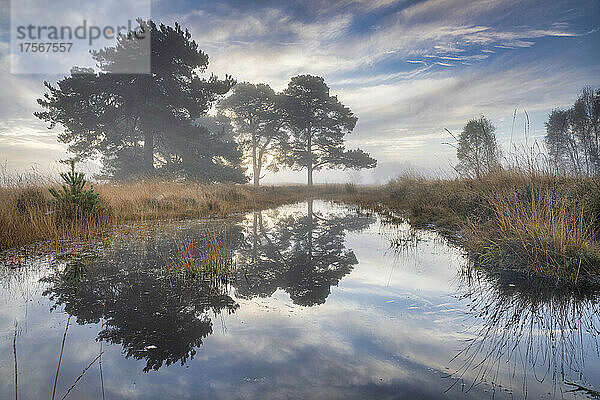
[0,0,598,180]
[166,0,587,87]
[333,52,600,172]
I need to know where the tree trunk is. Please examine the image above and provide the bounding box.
[143,131,155,173]
[307,129,313,186]
[253,164,260,187]
[253,169,260,187]
[307,199,313,260]
[252,212,258,264]
[252,139,260,187]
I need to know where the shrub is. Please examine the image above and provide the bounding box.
[49,160,105,221]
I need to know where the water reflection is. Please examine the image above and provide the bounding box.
[235,199,376,306]
[451,268,600,394]
[42,227,241,372]
[2,200,600,399]
[41,200,375,373]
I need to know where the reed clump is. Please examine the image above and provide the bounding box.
[167,231,236,287]
[472,181,600,280]
[0,163,110,253]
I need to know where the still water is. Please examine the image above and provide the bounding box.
[1,200,599,399]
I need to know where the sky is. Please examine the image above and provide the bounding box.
[0,0,599,184]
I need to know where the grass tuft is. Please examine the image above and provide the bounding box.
[474,186,600,280]
[167,230,236,287]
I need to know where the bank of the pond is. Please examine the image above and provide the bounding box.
[0,182,350,251]
[3,173,600,282]
[335,171,600,283]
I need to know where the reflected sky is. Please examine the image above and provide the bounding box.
[0,200,599,399]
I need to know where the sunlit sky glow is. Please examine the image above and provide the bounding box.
[0,0,599,183]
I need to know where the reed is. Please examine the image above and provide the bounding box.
[0,184,109,252]
[167,230,236,287]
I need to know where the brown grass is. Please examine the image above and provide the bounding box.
[0,185,105,252]
[0,180,347,252]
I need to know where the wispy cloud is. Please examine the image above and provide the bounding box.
[0,0,599,180]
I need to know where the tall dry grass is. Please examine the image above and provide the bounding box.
[0,185,105,251]
[97,181,320,219]
[0,178,348,252]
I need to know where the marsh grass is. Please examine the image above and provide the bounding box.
[0,180,110,253]
[4,165,600,282]
[337,170,600,282]
[167,230,236,287]
[475,186,600,280]
[1,179,348,253]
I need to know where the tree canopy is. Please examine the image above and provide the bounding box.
[35,21,378,185]
[218,83,287,186]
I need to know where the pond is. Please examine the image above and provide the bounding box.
[1,200,599,399]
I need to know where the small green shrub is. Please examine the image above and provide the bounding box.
[49,160,105,221]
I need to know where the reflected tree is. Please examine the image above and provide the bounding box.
[41,203,374,373]
[42,225,242,372]
[236,200,375,306]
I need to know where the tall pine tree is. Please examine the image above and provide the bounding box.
[36,20,245,182]
[280,75,376,185]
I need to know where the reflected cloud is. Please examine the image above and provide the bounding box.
[40,200,376,373]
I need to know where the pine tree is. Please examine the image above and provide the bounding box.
[280,75,376,186]
[49,160,105,220]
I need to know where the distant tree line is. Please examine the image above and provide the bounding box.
[454,87,599,179]
[35,19,376,186]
